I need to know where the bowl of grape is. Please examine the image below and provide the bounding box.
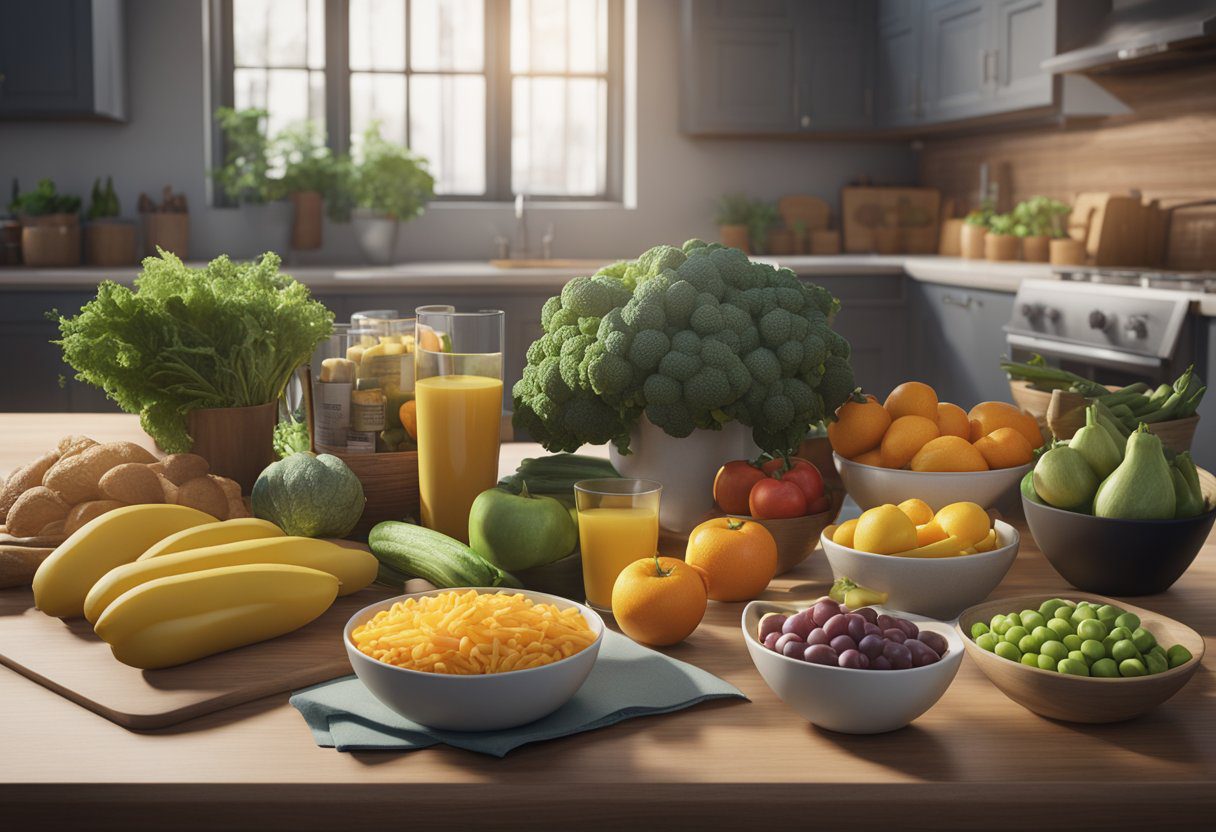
[742,597,963,734]
[957,593,1204,723]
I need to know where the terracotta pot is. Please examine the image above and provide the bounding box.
[142,212,189,258]
[1022,235,1050,262]
[960,224,987,259]
[185,402,278,493]
[875,226,901,254]
[85,220,138,266]
[718,224,750,253]
[0,219,20,265]
[985,233,1019,261]
[21,223,81,266]
[1050,238,1087,266]
[938,218,964,256]
[766,228,796,256]
[810,229,841,255]
[793,229,809,254]
[291,191,323,250]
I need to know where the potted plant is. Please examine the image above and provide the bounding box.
[11,179,81,267]
[1013,196,1071,263]
[713,193,752,252]
[84,176,137,266]
[791,219,808,254]
[350,126,435,264]
[138,186,190,258]
[748,200,779,255]
[271,122,348,251]
[212,107,292,256]
[960,205,991,259]
[984,213,1020,261]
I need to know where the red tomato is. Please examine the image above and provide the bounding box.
[760,456,825,505]
[749,476,808,519]
[807,494,831,515]
[713,460,766,515]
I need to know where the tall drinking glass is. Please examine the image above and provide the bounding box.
[574,479,662,612]
[414,307,505,543]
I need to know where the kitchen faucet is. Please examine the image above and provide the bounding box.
[512,193,530,259]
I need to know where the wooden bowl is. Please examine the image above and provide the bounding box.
[728,486,844,575]
[336,450,420,538]
[1045,387,1199,452]
[957,593,1204,723]
[1008,380,1054,433]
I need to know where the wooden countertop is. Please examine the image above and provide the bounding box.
[2,414,1214,829]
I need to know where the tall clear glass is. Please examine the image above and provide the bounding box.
[574,479,662,612]
[414,307,505,543]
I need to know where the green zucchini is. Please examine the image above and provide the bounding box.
[368,521,522,589]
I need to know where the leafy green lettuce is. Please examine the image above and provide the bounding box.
[57,250,333,453]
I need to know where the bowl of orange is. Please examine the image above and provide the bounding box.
[828,382,1041,511]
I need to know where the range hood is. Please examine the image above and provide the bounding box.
[1042,0,1216,75]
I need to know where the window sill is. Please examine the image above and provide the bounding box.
[428,200,633,211]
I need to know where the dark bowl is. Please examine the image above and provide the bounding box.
[1022,496,1216,595]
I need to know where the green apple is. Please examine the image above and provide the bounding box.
[468,484,578,572]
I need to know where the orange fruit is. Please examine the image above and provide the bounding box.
[879,415,940,469]
[968,401,1044,449]
[685,517,778,602]
[398,400,418,440]
[897,498,935,526]
[853,447,885,468]
[832,518,858,548]
[853,504,918,554]
[973,426,1034,469]
[884,381,939,422]
[910,435,990,472]
[612,555,708,646]
[933,502,991,547]
[828,393,891,459]
[936,402,970,439]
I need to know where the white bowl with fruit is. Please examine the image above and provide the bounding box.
[820,500,1019,620]
[742,596,963,734]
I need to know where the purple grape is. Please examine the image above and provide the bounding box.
[829,634,857,654]
[781,638,807,659]
[811,595,833,606]
[883,628,907,643]
[876,614,897,631]
[774,632,804,653]
[758,613,787,641]
[781,610,814,640]
[917,630,948,656]
[853,607,879,624]
[846,613,868,642]
[894,617,919,639]
[858,634,885,659]
[838,604,851,614]
[811,599,841,627]
[883,641,913,669]
[863,621,882,636]
[858,652,871,669]
[870,655,892,671]
[762,632,781,650]
[838,649,865,669]
[806,627,830,647]
[906,638,941,667]
[803,644,838,666]
[823,614,850,640]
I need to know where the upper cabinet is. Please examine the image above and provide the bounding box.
[0,0,126,121]
[680,0,875,135]
[875,0,923,127]
[921,0,994,122]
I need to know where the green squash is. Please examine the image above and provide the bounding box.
[252,452,366,538]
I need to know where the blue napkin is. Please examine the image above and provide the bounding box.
[290,629,746,757]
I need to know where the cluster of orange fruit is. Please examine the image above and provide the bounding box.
[828,381,1044,471]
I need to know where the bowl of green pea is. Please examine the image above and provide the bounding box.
[956,593,1203,723]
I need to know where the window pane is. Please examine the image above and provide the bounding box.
[349,0,406,71]
[512,0,568,72]
[567,0,606,73]
[351,72,407,150]
[233,0,313,68]
[512,76,605,196]
[307,0,325,68]
[410,75,486,195]
[411,0,484,72]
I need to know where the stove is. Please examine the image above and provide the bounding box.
[1054,266,1216,293]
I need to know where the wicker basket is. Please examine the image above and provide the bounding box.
[1045,388,1200,453]
[1009,380,1056,433]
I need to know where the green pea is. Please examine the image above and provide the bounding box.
[1167,645,1193,668]
[1091,658,1119,678]
[1148,644,1166,658]
[994,641,1022,662]
[976,632,999,651]
[1070,605,1097,624]
[1004,625,1029,645]
[1080,639,1105,664]
[1063,634,1083,651]
[1019,634,1042,654]
[1041,640,1068,660]
[1019,611,1046,630]
[1046,618,1075,638]
[1131,627,1156,653]
[1053,606,1074,622]
[1058,658,1090,676]
[1101,636,1118,655]
[991,615,1012,635]
[1021,652,1040,667]
[1115,612,1140,632]
[1111,639,1139,663]
[1119,658,1147,677]
[1107,626,1132,643]
[1039,598,1069,618]
[1036,653,1057,671]
[1031,626,1055,644]
[971,622,990,639]
[1096,604,1121,623]
[1005,612,1023,628]
[1076,619,1107,641]
[1144,652,1168,675]
[1067,649,1087,664]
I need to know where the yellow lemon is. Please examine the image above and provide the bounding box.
[853,505,917,555]
[897,498,935,526]
[832,518,859,548]
[915,520,948,547]
[933,502,991,547]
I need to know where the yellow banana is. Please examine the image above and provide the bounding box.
[894,535,966,558]
[138,517,285,560]
[94,563,339,669]
[85,536,376,622]
[33,504,216,618]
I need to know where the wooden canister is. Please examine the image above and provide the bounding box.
[960,224,987,259]
[186,402,278,492]
[1050,238,1087,266]
[719,224,750,253]
[291,191,324,250]
[21,223,81,267]
[85,220,138,266]
[810,229,841,255]
[938,218,965,256]
[143,212,190,258]
[766,228,795,256]
[1022,235,1050,263]
[985,234,1019,261]
[875,226,901,254]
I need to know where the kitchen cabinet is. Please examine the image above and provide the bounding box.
[921,0,992,123]
[0,0,126,121]
[680,0,875,135]
[990,0,1054,111]
[875,0,922,127]
[1194,319,1216,471]
[909,281,1016,407]
[811,275,909,399]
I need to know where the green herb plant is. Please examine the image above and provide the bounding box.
[987,213,1019,236]
[713,193,753,227]
[270,122,357,222]
[10,179,81,217]
[88,176,121,220]
[212,107,274,204]
[57,251,334,453]
[353,125,434,220]
[1012,196,1071,238]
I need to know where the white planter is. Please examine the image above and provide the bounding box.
[352,209,400,264]
[610,417,760,535]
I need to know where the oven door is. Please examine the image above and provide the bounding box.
[1005,333,1185,388]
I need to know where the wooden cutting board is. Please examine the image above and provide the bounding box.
[0,586,392,730]
[777,196,830,232]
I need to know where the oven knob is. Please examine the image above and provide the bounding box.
[1020,302,1041,319]
[1045,307,1061,323]
[1088,310,1109,330]
[1125,315,1148,339]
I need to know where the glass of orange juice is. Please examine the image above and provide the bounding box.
[414,307,504,543]
[574,479,662,612]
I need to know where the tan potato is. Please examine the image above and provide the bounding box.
[0,545,56,589]
[42,441,157,504]
[0,451,60,522]
[161,453,210,486]
[56,435,98,460]
[7,486,70,538]
[209,475,249,518]
[63,499,126,535]
[157,473,180,504]
[175,476,228,519]
[38,519,66,536]
[99,463,165,504]
[147,462,166,476]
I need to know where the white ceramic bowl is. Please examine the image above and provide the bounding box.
[820,520,1020,620]
[742,601,963,734]
[833,452,1031,511]
[344,587,604,731]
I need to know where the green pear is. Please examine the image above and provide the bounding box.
[1094,426,1175,520]
[1070,406,1122,479]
